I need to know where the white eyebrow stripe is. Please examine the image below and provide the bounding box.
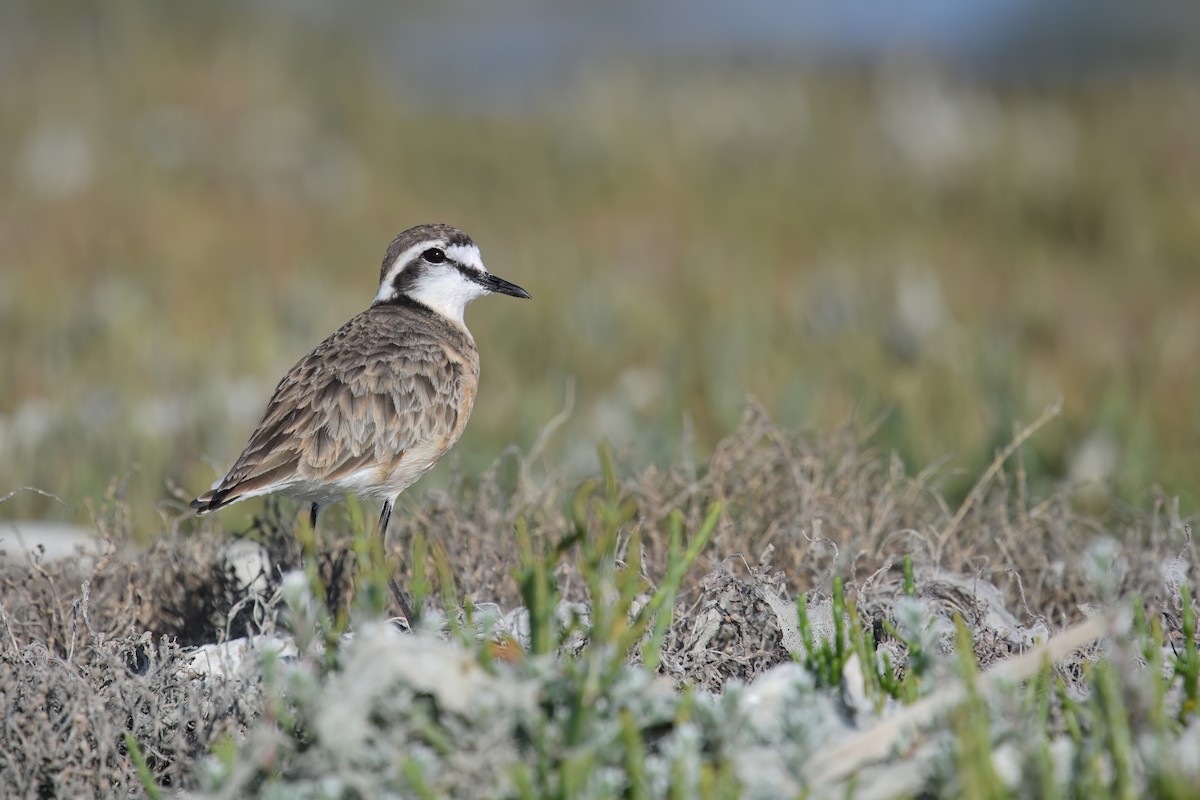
[374,240,441,304]
[446,243,486,273]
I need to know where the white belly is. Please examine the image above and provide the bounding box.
[281,439,450,504]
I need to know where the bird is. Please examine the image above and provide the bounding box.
[191,223,530,618]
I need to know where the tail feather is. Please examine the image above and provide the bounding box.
[190,463,298,515]
[190,489,228,515]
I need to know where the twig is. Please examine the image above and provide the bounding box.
[806,612,1107,790]
[520,377,575,495]
[936,399,1062,559]
[0,601,21,654]
[0,487,67,507]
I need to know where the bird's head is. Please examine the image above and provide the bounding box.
[373,223,530,324]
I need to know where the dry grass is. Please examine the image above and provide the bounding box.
[2,6,1199,796]
[384,402,1193,634]
[3,6,1200,537]
[1,408,1194,796]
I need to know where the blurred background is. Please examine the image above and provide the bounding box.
[2,1,1199,536]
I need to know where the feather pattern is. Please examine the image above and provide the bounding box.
[190,222,527,522]
[192,297,479,512]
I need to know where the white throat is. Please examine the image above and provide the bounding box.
[406,270,488,326]
[374,241,490,326]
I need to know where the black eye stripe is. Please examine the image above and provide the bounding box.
[390,261,423,296]
[384,248,482,297]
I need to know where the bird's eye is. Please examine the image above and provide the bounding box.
[422,248,446,264]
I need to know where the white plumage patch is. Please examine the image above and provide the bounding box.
[445,243,484,272]
[374,242,428,305]
[405,268,489,326]
[374,239,492,326]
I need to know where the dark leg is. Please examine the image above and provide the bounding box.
[378,499,392,537]
[309,503,320,530]
[378,499,415,622]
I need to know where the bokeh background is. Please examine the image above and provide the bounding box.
[2,1,1199,536]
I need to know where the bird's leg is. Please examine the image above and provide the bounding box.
[378,499,393,537]
[309,503,320,531]
[378,499,415,622]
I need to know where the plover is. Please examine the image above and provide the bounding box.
[191,223,530,616]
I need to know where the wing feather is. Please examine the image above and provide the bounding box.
[192,304,478,513]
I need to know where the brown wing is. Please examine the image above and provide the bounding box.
[192,306,475,512]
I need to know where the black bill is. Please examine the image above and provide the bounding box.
[474,272,531,299]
